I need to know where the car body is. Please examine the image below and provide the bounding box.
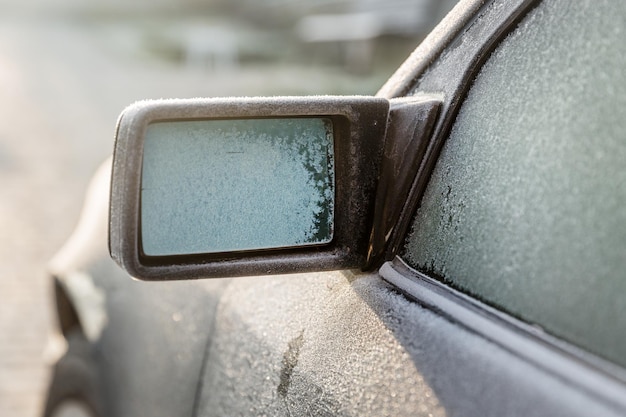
[44,0,626,416]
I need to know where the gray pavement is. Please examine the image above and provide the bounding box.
[0,8,406,417]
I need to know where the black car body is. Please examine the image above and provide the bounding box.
[45,0,626,416]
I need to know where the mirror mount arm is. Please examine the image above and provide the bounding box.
[365,95,442,270]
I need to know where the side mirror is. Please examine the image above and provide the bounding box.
[109,96,389,280]
[109,95,442,280]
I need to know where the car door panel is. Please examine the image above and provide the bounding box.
[195,271,621,416]
[93,259,228,417]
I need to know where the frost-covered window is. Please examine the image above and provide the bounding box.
[403,0,626,367]
[141,118,335,256]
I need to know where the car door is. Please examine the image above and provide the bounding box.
[191,0,626,415]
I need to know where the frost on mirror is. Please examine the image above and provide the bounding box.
[141,118,335,256]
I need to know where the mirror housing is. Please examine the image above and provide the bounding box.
[109,96,389,280]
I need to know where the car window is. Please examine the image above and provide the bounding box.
[402,0,626,367]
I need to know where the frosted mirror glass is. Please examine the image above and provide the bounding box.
[141,118,335,256]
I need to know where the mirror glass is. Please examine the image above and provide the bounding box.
[140,118,335,256]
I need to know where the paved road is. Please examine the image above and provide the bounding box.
[0,8,399,416]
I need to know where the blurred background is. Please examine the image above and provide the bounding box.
[0,0,457,415]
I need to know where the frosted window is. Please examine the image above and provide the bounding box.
[141,118,334,256]
[403,0,626,366]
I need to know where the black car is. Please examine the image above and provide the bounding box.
[44,0,626,416]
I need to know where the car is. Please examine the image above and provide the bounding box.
[43,0,626,416]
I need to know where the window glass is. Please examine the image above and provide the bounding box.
[403,0,626,366]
